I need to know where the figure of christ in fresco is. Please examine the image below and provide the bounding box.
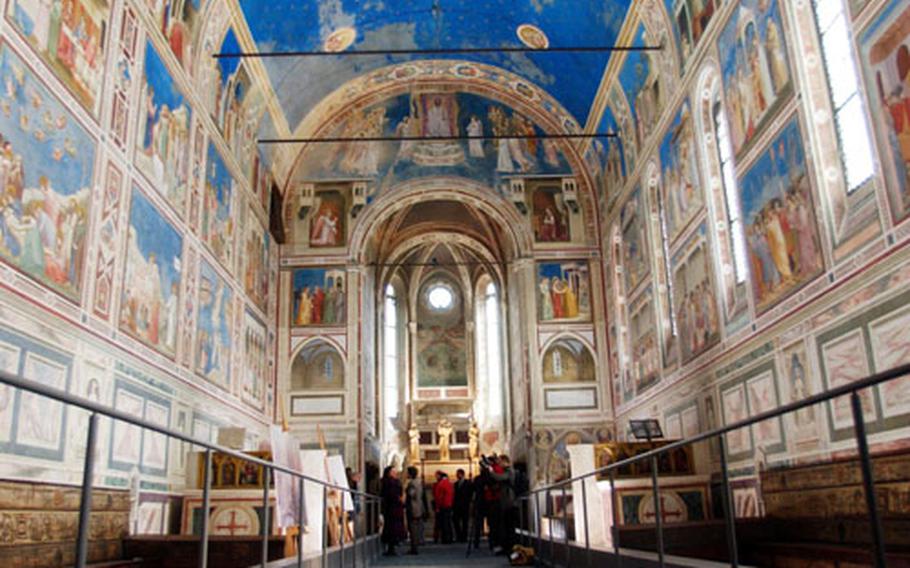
[740,122,822,311]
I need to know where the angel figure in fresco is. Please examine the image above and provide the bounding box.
[310,206,341,247]
[467,116,484,158]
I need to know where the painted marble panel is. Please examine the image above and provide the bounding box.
[821,329,874,430]
[111,387,142,466]
[0,45,93,300]
[18,352,67,452]
[293,91,571,195]
[659,100,703,243]
[860,2,910,222]
[868,305,910,418]
[537,261,591,323]
[309,189,346,248]
[290,340,344,391]
[0,340,21,443]
[620,187,649,293]
[718,0,792,157]
[119,187,182,358]
[242,213,269,312]
[290,268,346,327]
[746,370,782,448]
[666,0,722,67]
[135,40,190,216]
[739,118,823,314]
[671,223,720,364]
[542,338,595,384]
[531,185,570,243]
[782,342,819,440]
[629,287,659,396]
[417,275,466,388]
[7,0,109,115]
[242,310,267,407]
[195,260,233,389]
[618,24,664,151]
[721,383,752,456]
[202,142,235,270]
[145,0,205,72]
[141,399,169,471]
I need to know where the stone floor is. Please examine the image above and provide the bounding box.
[374,543,508,567]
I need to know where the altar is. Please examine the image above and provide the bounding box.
[566,443,712,547]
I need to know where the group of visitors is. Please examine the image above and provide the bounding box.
[378,455,528,557]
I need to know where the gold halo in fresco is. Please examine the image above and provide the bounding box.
[517,24,549,50]
[324,27,356,53]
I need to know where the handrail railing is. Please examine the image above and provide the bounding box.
[0,367,381,568]
[517,360,910,568]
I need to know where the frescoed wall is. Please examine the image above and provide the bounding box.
[599,0,910,498]
[195,260,233,389]
[119,187,182,359]
[292,91,573,197]
[135,40,190,216]
[7,0,109,116]
[0,44,93,301]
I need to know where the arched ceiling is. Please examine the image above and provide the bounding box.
[236,1,632,130]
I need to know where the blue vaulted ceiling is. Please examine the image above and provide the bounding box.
[237,0,631,130]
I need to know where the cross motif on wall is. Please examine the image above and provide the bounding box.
[641,495,684,524]
[215,510,250,536]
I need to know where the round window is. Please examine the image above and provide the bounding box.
[427,284,454,311]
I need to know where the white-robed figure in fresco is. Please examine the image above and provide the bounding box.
[163,280,179,353]
[539,277,554,320]
[426,96,453,138]
[467,116,484,158]
[764,18,789,94]
[208,280,225,378]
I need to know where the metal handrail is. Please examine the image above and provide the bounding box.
[517,360,910,568]
[531,360,910,492]
[0,367,381,568]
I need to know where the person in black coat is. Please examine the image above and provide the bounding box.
[380,466,406,556]
[453,468,472,542]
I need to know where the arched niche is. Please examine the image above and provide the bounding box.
[290,340,345,391]
[541,336,596,384]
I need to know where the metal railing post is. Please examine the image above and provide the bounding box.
[609,469,620,568]
[562,485,570,568]
[262,466,270,567]
[75,412,99,568]
[199,448,213,568]
[353,493,360,568]
[851,392,887,568]
[298,477,305,568]
[548,489,554,565]
[581,478,591,568]
[322,486,328,568]
[534,492,542,564]
[339,491,345,568]
[650,456,665,568]
[718,436,739,567]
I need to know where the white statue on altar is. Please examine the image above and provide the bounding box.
[437,419,453,462]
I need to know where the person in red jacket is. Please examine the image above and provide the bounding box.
[433,471,455,544]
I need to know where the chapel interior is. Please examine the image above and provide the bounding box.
[0,0,908,566]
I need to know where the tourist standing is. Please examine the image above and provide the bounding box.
[433,471,455,544]
[405,467,425,555]
[380,466,405,556]
[453,468,471,542]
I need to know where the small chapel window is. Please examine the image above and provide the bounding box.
[713,101,749,284]
[812,0,875,192]
[383,284,398,424]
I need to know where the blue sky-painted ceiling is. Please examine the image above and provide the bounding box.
[237,0,631,129]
